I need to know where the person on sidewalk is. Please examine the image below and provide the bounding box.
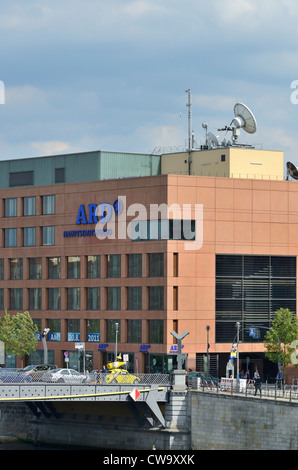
[254,372,261,396]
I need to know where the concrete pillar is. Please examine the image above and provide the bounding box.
[165,391,189,431]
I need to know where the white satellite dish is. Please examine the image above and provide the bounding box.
[207,132,219,148]
[218,102,257,145]
[233,103,257,135]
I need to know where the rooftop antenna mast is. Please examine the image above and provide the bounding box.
[185,89,193,175]
[185,89,193,151]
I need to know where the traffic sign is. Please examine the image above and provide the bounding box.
[249,328,260,339]
[129,388,140,401]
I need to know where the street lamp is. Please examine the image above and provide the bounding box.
[115,322,119,361]
[206,325,210,375]
[42,328,50,364]
[236,322,240,391]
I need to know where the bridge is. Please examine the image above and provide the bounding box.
[0,377,172,428]
[1,373,298,449]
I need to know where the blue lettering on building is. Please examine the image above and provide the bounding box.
[76,200,120,226]
[76,205,87,225]
[169,345,184,353]
[64,199,121,238]
[98,343,109,351]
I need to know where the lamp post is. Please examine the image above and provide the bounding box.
[115,322,119,361]
[206,325,210,375]
[236,322,240,391]
[42,328,50,364]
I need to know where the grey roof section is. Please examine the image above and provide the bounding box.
[0,150,161,188]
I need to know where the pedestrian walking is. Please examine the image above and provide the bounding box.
[254,372,261,396]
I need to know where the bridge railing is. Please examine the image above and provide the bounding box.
[0,368,172,386]
[191,377,298,402]
[87,372,172,386]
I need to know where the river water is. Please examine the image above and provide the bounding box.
[0,438,99,451]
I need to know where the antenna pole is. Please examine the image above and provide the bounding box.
[185,89,193,175]
[185,89,193,151]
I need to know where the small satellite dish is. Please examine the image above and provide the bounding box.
[286,161,298,180]
[218,102,257,145]
[207,132,219,148]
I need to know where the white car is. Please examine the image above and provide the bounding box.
[41,368,87,383]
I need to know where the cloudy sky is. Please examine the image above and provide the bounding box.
[0,0,298,172]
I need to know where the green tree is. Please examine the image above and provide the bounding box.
[264,308,298,376]
[0,311,38,366]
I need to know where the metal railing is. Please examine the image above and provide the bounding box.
[192,377,298,402]
[0,368,172,386]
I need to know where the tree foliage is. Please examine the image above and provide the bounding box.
[264,308,298,371]
[0,311,38,364]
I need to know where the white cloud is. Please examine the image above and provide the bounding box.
[31,141,71,155]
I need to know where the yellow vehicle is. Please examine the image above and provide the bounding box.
[104,361,140,385]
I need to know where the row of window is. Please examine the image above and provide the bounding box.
[4,226,55,247]
[0,253,164,280]
[4,195,55,217]
[0,286,164,311]
[33,318,163,344]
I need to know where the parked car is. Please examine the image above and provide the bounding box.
[0,368,32,384]
[104,368,140,385]
[23,364,58,382]
[186,371,219,388]
[41,368,88,384]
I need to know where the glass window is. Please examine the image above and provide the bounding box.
[48,288,61,310]
[107,287,121,310]
[87,255,100,278]
[5,228,17,247]
[149,320,163,344]
[67,256,80,279]
[149,253,164,277]
[127,287,142,310]
[67,319,80,342]
[33,319,42,336]
[67,287,80,310]
[43,226,55,245]
[149,286,164,310]
[43,195,55,214]
[55,168,65,183]
[24,197,36,216]
[127,319,142,343]
[87,287,100,310]
[29,258,42,280]
[24,227,36,247]
[10,288,23,310]
[128,254,142,277]
[29,288,41,310]
[48,319,61,341]
[48,257,61,279]
[0,288,3,310]
[9,171,33,187]
[5,198,17,217]
[10,258,23,280]
[106,319,120,342]
[107,254,121,278]
[0,259,4,280]
[87,319,100,342]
